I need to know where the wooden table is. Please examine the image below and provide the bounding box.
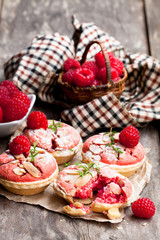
[0,0,160,239]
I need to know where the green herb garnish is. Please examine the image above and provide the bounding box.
[30,143,39,162]
[77,162,100,177]
[105,130,123,154]
[64,162,71,167]
[48,120,62,133]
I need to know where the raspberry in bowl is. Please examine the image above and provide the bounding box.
[82,126,146,177]
[23,111,83,165]
[0,80,36,137]
[0,135,58,195]
[53,163,134,219]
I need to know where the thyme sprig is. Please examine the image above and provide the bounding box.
[76,162,100,177]
[30,143,39,162]
[105,130,123,154]
[64,161,71,167]
[48,120,62,133]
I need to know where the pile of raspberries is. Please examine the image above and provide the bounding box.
[0,80,31,123]
[62,51,124,87]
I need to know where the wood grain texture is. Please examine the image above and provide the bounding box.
[145,0,160,59]
[0,0,159,239]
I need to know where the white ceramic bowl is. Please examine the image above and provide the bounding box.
[0,94,36,138]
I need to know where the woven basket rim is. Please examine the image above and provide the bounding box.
[58,68,127,92]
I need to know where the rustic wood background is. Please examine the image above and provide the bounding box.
[0,0,160,239]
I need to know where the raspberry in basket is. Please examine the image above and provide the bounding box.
[27,111,48,130]
[9,135,31,156]
[82,61,99,78]
[95,51,114,68]
[62,70,76,85]
[131,198,155,218]
[63,58,80,72]
[119,125,140,148]
[73,68,95,87]
[112,58,124,77]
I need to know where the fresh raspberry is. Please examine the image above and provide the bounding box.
[95,51,114,68]
[111,58,124,77]
[63,58,80,72]
[82,61,99,78]
[3,98,29,122]
[73,68,95,87]
[0,80,19,97]
[98,67,107,84]
[9,135,31,156]
[91,79,101,86]
[119,125,140,148]
[27,111,48,130]
[111,68,120,82]
[0,106,3,122]
[0,86,11,107]
[12,91,31,107]
[62,70,76,85]
[131,198,155,218]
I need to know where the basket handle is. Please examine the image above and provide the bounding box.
[80,40,113,87]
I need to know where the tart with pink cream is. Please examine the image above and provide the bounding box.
[53,163,134,219]
[82,126,146,177]
[23,111,82,165]
[0,135,58,195]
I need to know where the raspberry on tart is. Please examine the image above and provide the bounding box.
[27,111,48,130]
[53,164,134,219]
[0,143,58,195]
[24,116,82,165]
[9,135,31,156]
[82,128,146,177]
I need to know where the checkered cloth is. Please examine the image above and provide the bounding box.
[4,16,160,137]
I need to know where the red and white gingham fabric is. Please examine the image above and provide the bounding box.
[4,16,160,137]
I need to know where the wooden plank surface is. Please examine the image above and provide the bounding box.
[145,0,160,59]
[0,0,160,239]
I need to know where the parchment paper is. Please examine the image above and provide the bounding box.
[0,146,152,223]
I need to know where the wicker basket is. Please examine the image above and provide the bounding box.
[57,40,128,105]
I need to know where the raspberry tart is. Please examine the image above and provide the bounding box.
[53,163,134,219]
[24,111,82,165]
[82,126,146,177]
[0,135,58,195]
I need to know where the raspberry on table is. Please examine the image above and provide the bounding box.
[119,125,140,148]
[82,61,99,78]
[3,98,29,122]
[27,111,48,130]
[0,80,19,97]
[73,68,95,87]
[0,106,3,123]
[131,198,156,218]
[9,135,31,156]
[0,86,11,107]
[62,70,76,85]
[63,58,80,72]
